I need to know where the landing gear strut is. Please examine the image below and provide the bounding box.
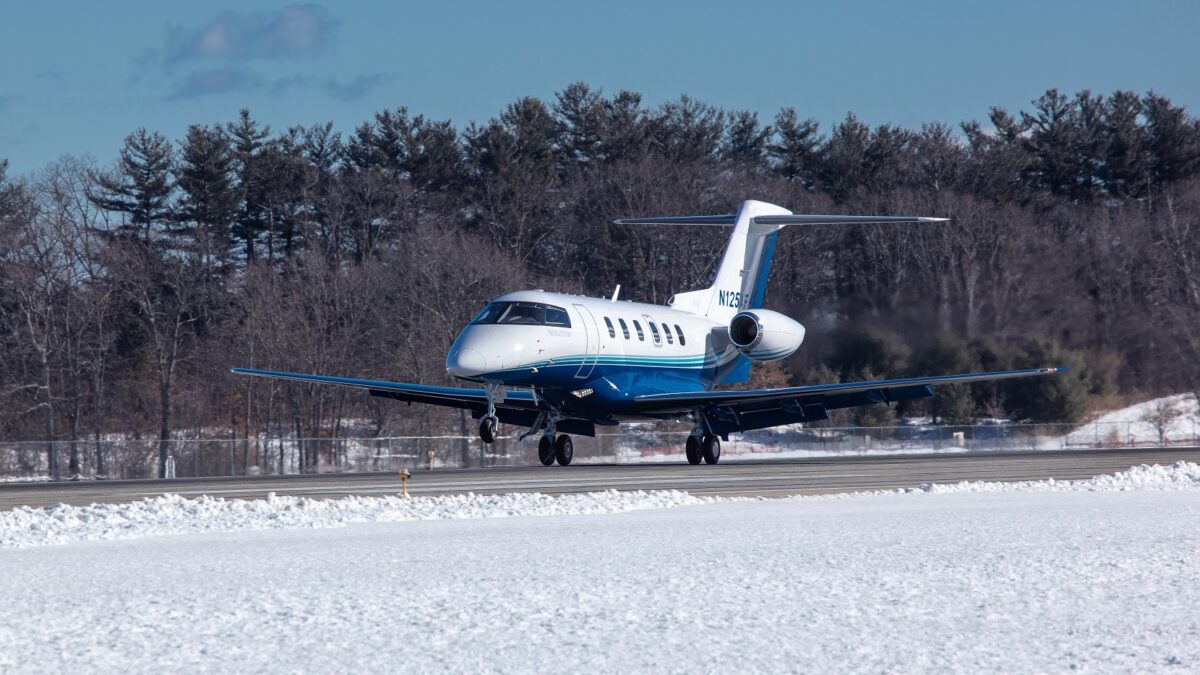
[479,383,503,444]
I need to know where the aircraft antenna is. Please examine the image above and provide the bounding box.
[610,285,620,302]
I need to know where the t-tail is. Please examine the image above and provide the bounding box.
[615,200,949,322]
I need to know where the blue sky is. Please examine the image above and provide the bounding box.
[1,0,1196,174]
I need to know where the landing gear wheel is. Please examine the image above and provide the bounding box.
[538,435,556,466]
[685,436,702,465]
[554,434,574,466]
[479,415,498,444]
[702,435,721,464]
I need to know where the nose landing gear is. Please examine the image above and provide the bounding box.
[479,383,505,443]
[479,415,499,444]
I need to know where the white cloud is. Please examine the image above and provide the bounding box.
[164,4,340,65]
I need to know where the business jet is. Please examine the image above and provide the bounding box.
[233,200,1062,466]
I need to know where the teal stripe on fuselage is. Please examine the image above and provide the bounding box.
[522,354,726,368]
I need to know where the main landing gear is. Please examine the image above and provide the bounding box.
[685,433,720,465]
[538,433,573,466]
[535,413,572,466]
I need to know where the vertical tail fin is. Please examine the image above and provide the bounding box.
[666,200,792,321]
[704,200,792,321]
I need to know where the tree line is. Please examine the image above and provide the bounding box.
[2,83,1200,478]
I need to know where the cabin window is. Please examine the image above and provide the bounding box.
[471,301,572,328]
[662,322,673,344]
[633,320,644,341]
[649,322,661,345]
[674,324,686,346]
[604,317,616,338]
[618,318,630,340]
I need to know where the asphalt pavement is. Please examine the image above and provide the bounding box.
[2,446,1198,509]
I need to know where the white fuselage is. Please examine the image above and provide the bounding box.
[445,290,747,420]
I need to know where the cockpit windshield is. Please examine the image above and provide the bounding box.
[471,302,572,327]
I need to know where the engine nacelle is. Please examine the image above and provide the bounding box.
[728,310,806,361]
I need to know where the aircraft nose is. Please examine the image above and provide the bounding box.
[446,348,487,378]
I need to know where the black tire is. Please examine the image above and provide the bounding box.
[554,434,574,466]
[479,416,498,444]
[702,435,721,464]
[685,435,702,465]
[538,435,556,466]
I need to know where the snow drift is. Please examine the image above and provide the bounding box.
[3,462,1199,549]
[0,490,712,549]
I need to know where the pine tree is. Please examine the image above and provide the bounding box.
[1101,91,1147,199]
[722,110,771,169]
[87,128,175,246]
[176,124,238,264]
[1142,92,1200,190]
[654,95,725,164]
[346,107,410,174]
[819,113,872,202]
[554,82,605,165]
[598,90,652,163]
[406,117,465,193]
[768,108,822,188]
[226,109,271,261]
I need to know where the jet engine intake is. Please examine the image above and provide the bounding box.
[728,310,806,361]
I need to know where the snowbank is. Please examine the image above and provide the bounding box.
[910,460,1200,494]
[0,490,711,549]
[5,462,1200,549]
[767,461,1200,501]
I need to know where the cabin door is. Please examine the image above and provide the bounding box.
[573,304,600,379]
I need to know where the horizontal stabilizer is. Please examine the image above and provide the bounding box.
[752,214,948,226]
[613,213,948,227]
[612,214,736,226]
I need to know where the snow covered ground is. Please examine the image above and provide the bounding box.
[1066,392,1200,446]
[2,464,1200,672]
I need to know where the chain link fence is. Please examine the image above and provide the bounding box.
[2,419,1199,481]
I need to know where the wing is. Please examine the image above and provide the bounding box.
[229,368,600,434]
[632,367,1066,437]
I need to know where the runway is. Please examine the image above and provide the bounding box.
[3,447,1198,510]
